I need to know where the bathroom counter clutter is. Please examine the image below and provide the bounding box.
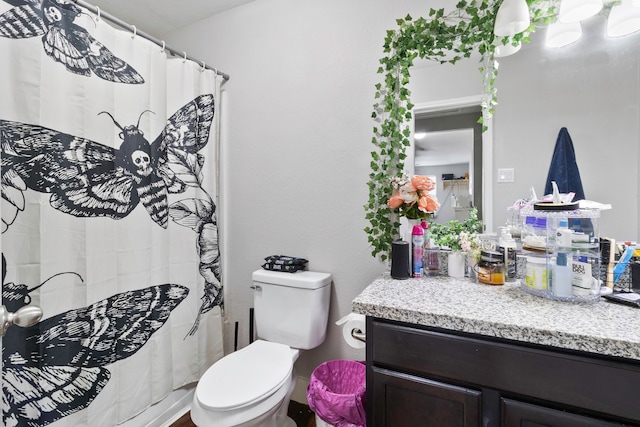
[352,273,640,360]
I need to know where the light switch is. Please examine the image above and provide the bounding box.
[497,168,515,183]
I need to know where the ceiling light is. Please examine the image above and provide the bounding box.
[546,21,582,47]
[414,132,427,140]
[494,37,522,57]
[607,0,640,37]
[559,0,603,23]
[494,0,531,36]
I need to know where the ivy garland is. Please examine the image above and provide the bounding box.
[365,0,555,261]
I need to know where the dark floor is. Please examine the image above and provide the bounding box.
[170,400,316,427]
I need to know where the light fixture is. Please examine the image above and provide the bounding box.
[546,21,582,48]
[494,37,522,57]
[494,0,530,36]
[414,132,427,140]
[607,0,640,37]
[558,0,603,23]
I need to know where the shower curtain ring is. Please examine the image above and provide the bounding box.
[182,52,187,62]
[160,41,165,52]
[201,61,206,71]
[131,25,137,39]
[95,6,100,21]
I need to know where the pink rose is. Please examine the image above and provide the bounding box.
[418,194,440,213]
[387,194,404,209]
[411,175,436,192]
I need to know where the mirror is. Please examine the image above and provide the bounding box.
[408,13,640,242]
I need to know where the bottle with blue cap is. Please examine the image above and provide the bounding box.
[556,218,572,247]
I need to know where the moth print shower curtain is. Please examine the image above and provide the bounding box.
[0,1,224,426]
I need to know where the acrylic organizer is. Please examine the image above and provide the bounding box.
[518,207,601,303]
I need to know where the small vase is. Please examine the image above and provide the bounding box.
[448,251,466,278]
[399,217,420,242]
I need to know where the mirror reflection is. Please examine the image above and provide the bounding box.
[409,12,640,242]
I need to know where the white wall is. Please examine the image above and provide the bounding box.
[164,0,458,393]
[162,0,640,400]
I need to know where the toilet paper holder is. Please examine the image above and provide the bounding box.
[351,328,366,343]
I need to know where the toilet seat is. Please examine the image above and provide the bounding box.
[196,340,293,411]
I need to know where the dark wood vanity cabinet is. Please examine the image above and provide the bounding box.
[366,317,640,427]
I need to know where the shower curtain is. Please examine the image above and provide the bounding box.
[0,1,224,426]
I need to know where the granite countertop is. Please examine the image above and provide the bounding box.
[352,273,640,361]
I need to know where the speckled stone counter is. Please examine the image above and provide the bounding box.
[352,273,640,360]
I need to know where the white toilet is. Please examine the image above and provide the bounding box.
[191,269,332,427]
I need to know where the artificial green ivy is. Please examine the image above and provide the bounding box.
[365,0,555,261]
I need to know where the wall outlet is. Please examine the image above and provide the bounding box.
[497,168,515,183]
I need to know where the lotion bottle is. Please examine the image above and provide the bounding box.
[552,252,573,298]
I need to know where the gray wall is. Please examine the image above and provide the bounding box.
[165,0,456,395]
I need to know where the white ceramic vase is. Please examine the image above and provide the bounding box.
[399,217,420,242]
[448,251,466,278]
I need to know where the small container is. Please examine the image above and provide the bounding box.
[525,255,548,290]
[423,247,440,276]
[476,250,505,286]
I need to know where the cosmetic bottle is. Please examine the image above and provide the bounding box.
[412,225,424,278]
[499,230,517,281]
[422,221,439,276]
[556,218,572,248]
[552,252,573,298]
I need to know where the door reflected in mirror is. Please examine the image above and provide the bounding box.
[414,105,482,225]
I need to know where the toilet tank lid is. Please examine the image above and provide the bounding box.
[252,270,332,289]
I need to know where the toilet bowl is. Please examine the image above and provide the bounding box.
[191,340,299,427]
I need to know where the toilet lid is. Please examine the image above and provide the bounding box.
[196,340,293,411]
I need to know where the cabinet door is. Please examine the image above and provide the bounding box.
[501,398,625,427]
[370,366,481,427]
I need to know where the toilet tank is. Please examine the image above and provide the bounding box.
[251,270,332,350]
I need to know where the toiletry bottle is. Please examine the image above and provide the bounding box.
[556,218,572,248]
[499,230,517,281]
[552,252,573,298]
[422,221,439,276]
[412,225,424,278]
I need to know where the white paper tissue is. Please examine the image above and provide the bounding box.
[336,313,366,349]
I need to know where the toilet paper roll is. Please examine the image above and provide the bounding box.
[336,313,366,349]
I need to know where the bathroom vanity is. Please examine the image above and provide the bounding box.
[353,274,640,426]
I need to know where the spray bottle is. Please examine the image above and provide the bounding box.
[412,225,424,278]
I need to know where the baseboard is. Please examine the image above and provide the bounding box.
[291,375,310,405]
[119,386,195,427]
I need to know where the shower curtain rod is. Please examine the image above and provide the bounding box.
[71,0,230,82]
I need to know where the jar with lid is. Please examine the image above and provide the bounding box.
[476,250,506,286]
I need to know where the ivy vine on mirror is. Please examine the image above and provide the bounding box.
[364,0,556,261]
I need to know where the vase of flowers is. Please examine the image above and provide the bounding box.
[387,175,440,241]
